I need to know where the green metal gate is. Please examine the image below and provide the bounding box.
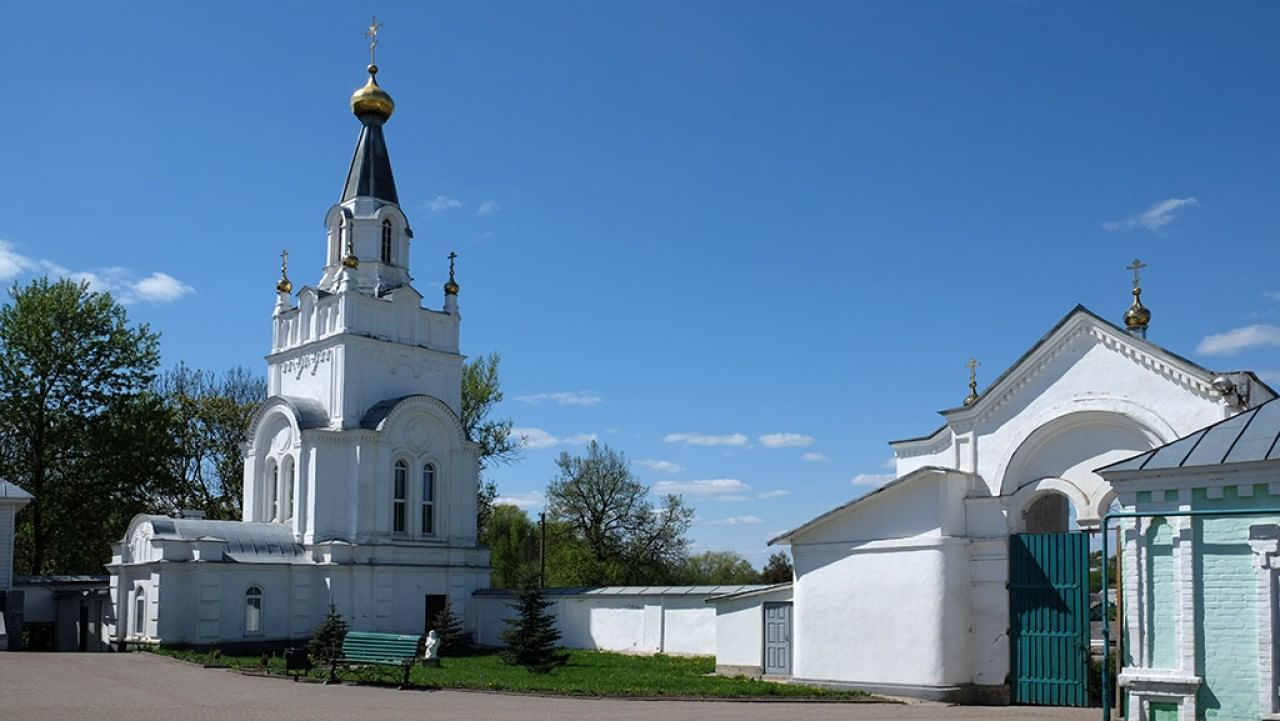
[1008,532,1090,706]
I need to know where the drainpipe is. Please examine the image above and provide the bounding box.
[1101,506,1280,721]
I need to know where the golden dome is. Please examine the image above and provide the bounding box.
[351,65,395,120]
[1124,288,1151,330]
[276,277,293,294]
[444,278,460,296]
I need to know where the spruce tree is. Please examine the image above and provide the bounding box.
[430,601,469,655]
[308,602,348,665]
[500,577,567,672]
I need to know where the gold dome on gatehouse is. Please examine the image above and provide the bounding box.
[351,65,395,120]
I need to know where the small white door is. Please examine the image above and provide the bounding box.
[763,602,792,676]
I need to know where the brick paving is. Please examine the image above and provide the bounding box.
[0,652,1099,721]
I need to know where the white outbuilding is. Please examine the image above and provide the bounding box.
[763,294,1271,704]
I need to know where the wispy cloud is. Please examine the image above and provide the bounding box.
[757,489,789,499]
[801,452,829,463]
[515,391,602,407]
[636,459,685,474]
[1103,197,1198,232]
[494,491,545,510]
[851,472,896,487]
[512,427,597,450]
[0,240,194,304]
[706,515,763,526]
[664,432,748,447]
[1196,324,1280,356]
[426,195,463,214]
[477,200,500,217]
[653,479,750,497]
[758,433,814,448]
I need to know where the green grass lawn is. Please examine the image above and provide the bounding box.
[152,647,875,700]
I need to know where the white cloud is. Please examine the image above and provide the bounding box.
[851,472,896,487]
[636,459,686,474]
[494,491,545,510]
[802,452,829,463]
[1102,197,1198,232]
[477,200,500,217]
[515,391,602,407]
[132,272,195,303]
[0,241,195,305]
[1265,291,1280,303]
[758,433,814,448]
[1196,324,1280,355]
[426,195,463,214]
[512,427,596,450]
[757,489,789,499]
[664,432,749,447]
[0,240,35,279]
[706,515,763,526]
[653,479,751,496]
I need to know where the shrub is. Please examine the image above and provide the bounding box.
[308,602,348,665]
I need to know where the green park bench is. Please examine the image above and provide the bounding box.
[326,631,422,689]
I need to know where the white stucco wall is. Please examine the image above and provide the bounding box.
[472,590,723,655]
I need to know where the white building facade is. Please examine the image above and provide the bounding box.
[769,302,1271,702]
[106,62,490,648]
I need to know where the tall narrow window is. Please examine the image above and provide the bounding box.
[381,219,393,264]
[134,588,146,638]
[244,586,263,634]
[282,461,294,524]
[267,463,279,522]
[421,464,436,536]
[393,460,408,533]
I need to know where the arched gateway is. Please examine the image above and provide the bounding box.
[770,303,1270,704]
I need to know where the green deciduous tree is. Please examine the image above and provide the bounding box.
[482,504,541,589]
[461,353,519,535]
[501,576,567,672]
[155,363,265,520]
[760,551,793,584]
[678,550,762,585]
[546,441,695,585]
[0,278,176,575]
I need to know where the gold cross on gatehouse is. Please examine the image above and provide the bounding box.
[448,251,458,278]
[964,358,980,407]
[280,249,289,275]
[365,16,384,65]
[1126,258,1147,290]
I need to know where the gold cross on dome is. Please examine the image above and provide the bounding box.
[280,249,289,275]
[365,16,383,65]
[447,251,458,278]
[964,358,980,406]
[1127,258,1147,290]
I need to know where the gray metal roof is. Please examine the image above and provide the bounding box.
[1100,397,1280,474]
[705,582,792,603]
[474,584,772,598]
[342,117,399,205]
[138,515,309,564]
[0,480,33,502]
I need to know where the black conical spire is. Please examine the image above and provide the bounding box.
[341,117,399,205]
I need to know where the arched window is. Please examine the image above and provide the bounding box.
[381,219,393,264]
[393,460,408,533]
[266,462,279,523]
[281,461,294,524]
[133,588,146,638]
[421,464,436,536]
[244,586,263,635]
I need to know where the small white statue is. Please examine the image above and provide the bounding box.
[423,629,440,664]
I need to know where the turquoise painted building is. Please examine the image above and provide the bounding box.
[1101,397,1280,721]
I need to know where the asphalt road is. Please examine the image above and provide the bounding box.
[0,652,1099,721]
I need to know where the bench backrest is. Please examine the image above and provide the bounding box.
[340,631,422,662]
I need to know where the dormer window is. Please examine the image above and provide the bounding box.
[381,219,393,264]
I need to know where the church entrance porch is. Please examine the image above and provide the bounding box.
[1008,532,1091,707]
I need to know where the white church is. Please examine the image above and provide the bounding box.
[105,58,490,647]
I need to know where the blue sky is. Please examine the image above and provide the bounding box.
[3,2,1280,565]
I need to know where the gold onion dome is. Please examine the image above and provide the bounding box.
[351,65,395,120]
[1124,288,1151,330]
[444,278,460,296]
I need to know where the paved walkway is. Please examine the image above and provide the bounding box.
[0,653,1099,721]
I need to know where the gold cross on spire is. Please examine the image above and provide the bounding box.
[365,16,384,66]
[448,251,458,279]
[1126,258,1147,290]
[276,249,293,294]
[964,358,980,407]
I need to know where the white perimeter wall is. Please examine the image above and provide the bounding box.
[473,592,718,655]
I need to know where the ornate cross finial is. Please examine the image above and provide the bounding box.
[365,16,384,66]
[1127,258,1147,290]
[276,249,293,294]
[444,251,460,296]
[963,358,980,407]
[448,251,458,280]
